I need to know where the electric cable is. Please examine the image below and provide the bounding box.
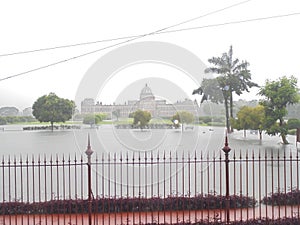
[0,0,252,57]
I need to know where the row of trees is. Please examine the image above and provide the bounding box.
[231,76,300,144]
[30,46,299,144]
[0,116,37,125]
[131,110,194,130]
[193,46,300,144]
[30,93,195,131]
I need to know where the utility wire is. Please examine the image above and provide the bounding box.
[1,12,299,82]
[0,0,254,82]
[0,0,252,57]
[1,12,298,82]
[163,12,300,34]
[2,4,298,82]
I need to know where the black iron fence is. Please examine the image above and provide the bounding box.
[1,137,300,224]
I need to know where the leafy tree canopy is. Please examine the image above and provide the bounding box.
[0,107,19,116]
[32,93,75,130]
[112,109,121,121]
[193,46,258,133]
[287,118,300,130]
[171,111,194,125]
[231,105,265,139]
[258,76,300,144]
[83,113,106,127]
[132,110,151,129]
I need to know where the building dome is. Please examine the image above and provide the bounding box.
[140,84,154,100]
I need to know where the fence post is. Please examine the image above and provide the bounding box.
[85,134,94,225]
[222,135,231,224]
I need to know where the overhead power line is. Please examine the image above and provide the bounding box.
[2,4,299,82]
[0,0,254,83]
[1,12,298,82]
[0,0,252,57]
[164,12,300,34]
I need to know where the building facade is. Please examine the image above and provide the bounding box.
[81,84,200,119]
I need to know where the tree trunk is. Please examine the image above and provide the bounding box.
[259,130,262,140]
[224,98,230,133]
[51,121,54,131]
[229,92,234,132]
[279,118,289,144]
[244,129,246,138]
[281,134,289,145]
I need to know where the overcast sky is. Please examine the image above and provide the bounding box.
[0,0,300,110]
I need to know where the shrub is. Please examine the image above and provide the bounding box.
[261,188,300,206]
[0,193,256,215]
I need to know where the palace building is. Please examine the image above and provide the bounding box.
[81,84,200,119]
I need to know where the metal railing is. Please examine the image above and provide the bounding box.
[1,136,300,224]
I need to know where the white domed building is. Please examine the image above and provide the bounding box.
[81,84,200,119]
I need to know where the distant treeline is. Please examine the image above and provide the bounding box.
[0,116,37,125]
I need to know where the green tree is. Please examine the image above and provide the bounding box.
[171,111,194,131]
[258,76,300,144]
[194,46,258,133]
[231,105,265,140]
[287,118,300,129]
[83,114,97,127]
[32,93,75,131]
[133,110,151,130]
[83,113,106,127]
[112,109,121,121]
